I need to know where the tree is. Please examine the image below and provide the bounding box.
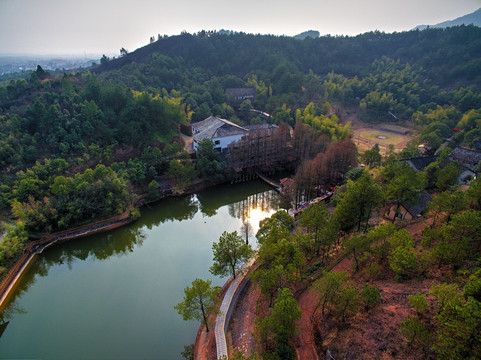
[166,158,196,190]
[181,344,194,360]
[333,285,360,323]
[361,285,381,310]
[210,231,254,279]
[388,230,420,281]
[0,220,28,271]
[436,162,459,191]
[361,146,382,167]
[147,180,161,199]
[196,138,225,184]
[409,292,429,314]
[314,271,360,324]
[382,161,425,222]
[255,288,301,359]
[334,172,383,232]
[174,278,219,332]
[239,99,253,122]
[344,235,370,272]
[465,268,481,302]
[466,177,481,210]
[398,143,421,159]
[431,282,481,359]
[253,210,305,305]
[399,315,430,347]
[100,54,110,65]
[256,210,295,244]
[298,201,338,258]
[423,161,440,188]
[240,220,253,245]
[314,271,349,317]
[426,213,481,266]
[193,102,211,122]
[427,190,466,227]
[256,240,305,300]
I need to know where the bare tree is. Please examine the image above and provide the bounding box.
[240,220,254,245]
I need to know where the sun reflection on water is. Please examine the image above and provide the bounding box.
[245,206,276,234]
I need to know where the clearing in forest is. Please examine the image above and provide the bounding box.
[352,124,414,154]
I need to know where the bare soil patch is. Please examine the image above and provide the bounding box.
[353,126,413,155]
[337,105,414,154]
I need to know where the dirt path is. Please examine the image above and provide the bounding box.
[295,286,321,360]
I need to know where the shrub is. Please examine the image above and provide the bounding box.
[408,293,429,314]
[361,285,381,310]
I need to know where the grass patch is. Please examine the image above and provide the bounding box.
[358,129,406,145]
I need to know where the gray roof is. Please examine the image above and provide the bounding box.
[450,147,481,170]
[405,156,437,172]
[225,87,256,98]
[403,190,433,217]
[192,116,248,142]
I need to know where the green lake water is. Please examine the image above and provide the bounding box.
[0,181,278,360]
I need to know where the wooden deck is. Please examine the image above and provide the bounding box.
[256,172,281,189]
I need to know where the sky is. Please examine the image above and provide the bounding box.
[0,0,480,56]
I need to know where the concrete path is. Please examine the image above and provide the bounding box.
[215,258,255,359]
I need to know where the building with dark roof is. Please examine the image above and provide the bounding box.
[225,87,256,102]
[405,156,437,172]
[449,147,481,171]
[385,190,433,221]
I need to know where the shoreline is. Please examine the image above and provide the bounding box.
[0,200,140,312]
[0,177,233,313]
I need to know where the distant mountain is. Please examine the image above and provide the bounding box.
[414,8,481,30]
[293,30,320,40]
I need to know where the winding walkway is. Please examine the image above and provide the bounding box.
[215,257,255,359]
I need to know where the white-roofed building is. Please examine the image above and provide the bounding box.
[192,116,249,152]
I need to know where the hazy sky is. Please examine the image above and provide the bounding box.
[0,0,479,56]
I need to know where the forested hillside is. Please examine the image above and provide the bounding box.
[94,26,481,87]
[93,26,481,135]
[1,25,481,297]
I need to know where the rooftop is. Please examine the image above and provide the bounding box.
[225,87,256,98]
[404,156,437,172]
[192,116,248,142]
[403,190,433,217]
[450,147,481,170]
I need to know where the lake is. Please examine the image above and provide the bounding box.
[0,180,279,359]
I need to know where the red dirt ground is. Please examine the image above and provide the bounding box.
[295,286,321,360]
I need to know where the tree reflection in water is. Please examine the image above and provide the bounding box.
[0,180,280,344]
